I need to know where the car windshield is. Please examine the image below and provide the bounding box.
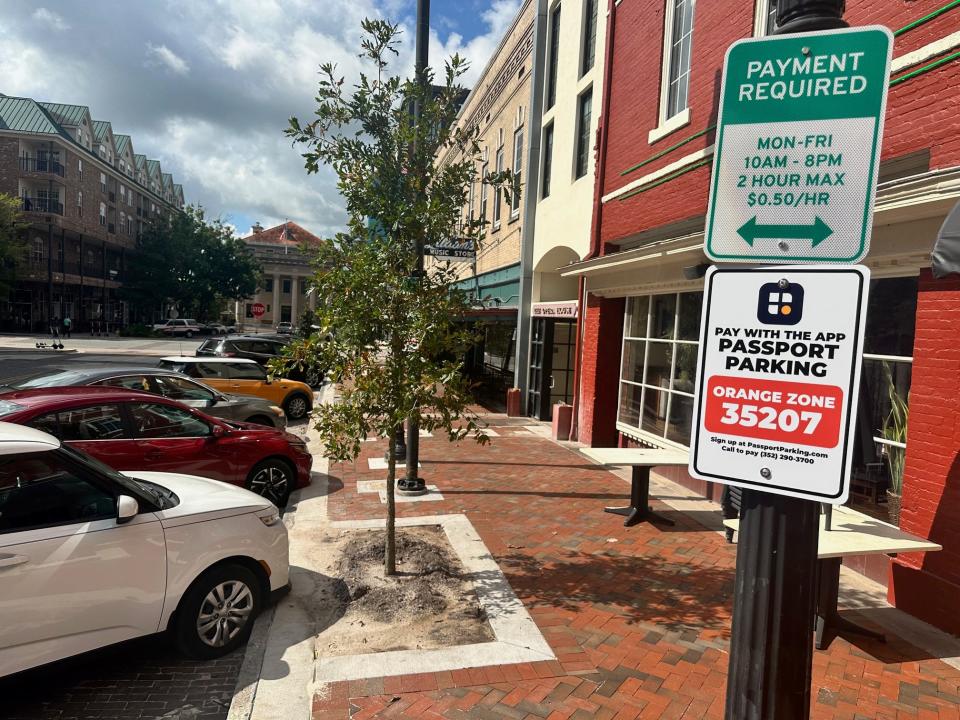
[12,369,91,389]
[56,443,154,499]
[0,400,25,418]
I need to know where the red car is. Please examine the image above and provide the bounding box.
[0,387,311,506]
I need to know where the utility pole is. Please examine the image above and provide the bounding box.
[398,0,430,494]
[723,2,846,719]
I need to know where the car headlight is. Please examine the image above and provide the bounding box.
[270,405,284,416]
[259,509,281,527]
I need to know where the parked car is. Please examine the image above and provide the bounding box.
[0,387,312,506]
[157,357,314,420]
[195,335,322,386]
[199,321,228,336]
[0,421,289,677]
[276,321,294,335]
[156,319,201,337]
[2,366,288,428]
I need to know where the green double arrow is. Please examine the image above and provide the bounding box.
[737,216,833,248]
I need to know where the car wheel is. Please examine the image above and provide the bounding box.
[246,458,294,507]
[186,330,193,338]
[245,414,276,427]
[283,393,311,420]
[173,564,261,660]
[305,369,323,387]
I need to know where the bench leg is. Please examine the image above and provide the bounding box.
[604,467,676,527]
[815,557,886,650]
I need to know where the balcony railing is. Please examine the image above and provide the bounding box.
[20,197,64,215]
[108,223,116,234]
[19,156,65,177]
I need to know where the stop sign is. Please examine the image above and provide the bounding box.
[251,302,265,318]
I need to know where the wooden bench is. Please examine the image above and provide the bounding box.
[579,447,689,527]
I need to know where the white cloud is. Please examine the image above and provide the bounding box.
[145,43,190,75]
[1,0,524,238]
[32,8,70,32]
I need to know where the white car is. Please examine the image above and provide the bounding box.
[0,422,289,678]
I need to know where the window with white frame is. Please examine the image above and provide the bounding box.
[574,87,593,179]
[616,277,918,515]
[99,202,106,226]
[546,3,561,110]
[541,122,554,199]
[754,0,777,35]
[493,145,504,228]
[660,0,696,122]
[100,172,107,193]
[78,158,83,180]
[77,191,82,217]
[480,161,489,228]
[619,292,703,445]
[511,127,523,217]
[468,174,476,224]
[581,0,599,78]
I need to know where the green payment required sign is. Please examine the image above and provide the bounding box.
[705,26,893,264]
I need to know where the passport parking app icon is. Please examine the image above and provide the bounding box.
[757,281,804,325]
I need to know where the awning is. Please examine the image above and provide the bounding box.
[933,199,960,278]
[560,236,704,278]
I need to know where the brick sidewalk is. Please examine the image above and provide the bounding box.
[313,427,960,720]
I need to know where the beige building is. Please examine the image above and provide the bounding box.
[525,0,606,419]
[235,221,320,331]
[435,0,537,396]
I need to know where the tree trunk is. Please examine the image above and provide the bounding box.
[385,422,398,576]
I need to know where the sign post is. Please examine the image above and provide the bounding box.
[695,4,890,718]
[704,26,892,264]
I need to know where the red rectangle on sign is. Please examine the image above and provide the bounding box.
[704,376,844,448]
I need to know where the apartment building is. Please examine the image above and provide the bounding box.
[563,0,960,635]
[235,221,320,331]
[436,0,536,400]
[0,94,184,332]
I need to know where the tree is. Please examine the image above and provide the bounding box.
[0,193,27,300]
[122,206,260,320]
[281,19,510,575]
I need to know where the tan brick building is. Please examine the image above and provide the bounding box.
[0,95,184,332]
[435,0,536,393]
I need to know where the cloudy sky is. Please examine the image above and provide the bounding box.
[0,0,521,237]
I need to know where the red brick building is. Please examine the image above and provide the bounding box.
[565,0,960,634]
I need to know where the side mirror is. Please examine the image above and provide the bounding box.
[211,424,226,438]
[117,495,139,523]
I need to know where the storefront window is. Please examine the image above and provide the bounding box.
[618,292,702,445]
[616,279,916,477]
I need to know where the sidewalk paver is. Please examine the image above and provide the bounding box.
[312,428,960,719]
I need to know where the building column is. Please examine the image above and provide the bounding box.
[309,287,317,311]
[576,293,625,447]
[290,275,299,323]
[272,273,281,327]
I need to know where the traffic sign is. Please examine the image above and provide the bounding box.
[689,265,869,504]
[251,302,265,318]
[705,26,893,264]
[425,238,476,262]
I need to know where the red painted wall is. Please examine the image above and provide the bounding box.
[576,1,960,631]
[577,293,624,447]
[889,270,960,636]
[598,1,960,251]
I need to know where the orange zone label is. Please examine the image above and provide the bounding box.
[704,375,844,448]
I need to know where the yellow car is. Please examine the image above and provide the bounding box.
[158,357,314,420]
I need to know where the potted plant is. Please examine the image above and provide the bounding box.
[880,363,909,525]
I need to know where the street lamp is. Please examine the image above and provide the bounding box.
[774,0,846,34]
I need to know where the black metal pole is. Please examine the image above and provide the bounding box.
[399,0,430,494]
[724,2,845,718]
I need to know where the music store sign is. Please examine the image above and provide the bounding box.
[689,265,869,504]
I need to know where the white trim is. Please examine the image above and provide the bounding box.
[863,353,913,364]
[891,31,960,73]
[655,0,695,130]
[873,436,907,450]
[602,144,713,203]
[647,107,691,144]
[752,0,772,37]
